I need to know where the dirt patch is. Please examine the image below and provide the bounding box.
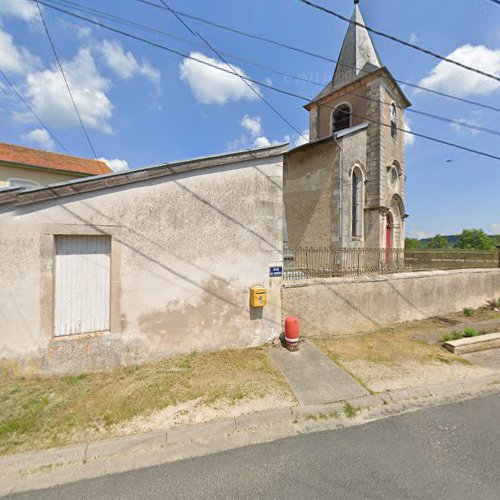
[313,310,500,393]
[0,348,293,457]
[110,395,294,437]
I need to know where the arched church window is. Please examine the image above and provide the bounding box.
[351,167,364,239]
[332,104,351,133]
[390,166,399,189]
[390,103,397,139]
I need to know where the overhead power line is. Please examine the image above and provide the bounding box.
[297,0,500,83]
[35,0,97,158]
[0,68,70,154]
[35,0,500,162]
[133,0,500,114]
[44,0,500,138]
[156,0,306,141]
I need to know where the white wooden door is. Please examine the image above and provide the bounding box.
[54,235,111,336]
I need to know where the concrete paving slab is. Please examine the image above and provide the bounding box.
[85,431,166,461]
[166,418,236,445]
[444,332,500,354]
[269,341,368,405]
[235,407,293,430]
[463,348,500,370]
[0,442,86,474]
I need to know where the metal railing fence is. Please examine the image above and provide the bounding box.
[283,247,499,281]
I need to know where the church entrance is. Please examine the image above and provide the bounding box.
[385,212,393,264]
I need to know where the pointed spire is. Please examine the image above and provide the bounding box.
[331,2,382,90]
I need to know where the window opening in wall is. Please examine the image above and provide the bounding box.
[8,178,40,189]
[332,104,351,133]
[351,169,363,238]
[390,103,397,139]
[390,167,399,188]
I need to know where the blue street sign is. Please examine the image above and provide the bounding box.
[269,266,283,277]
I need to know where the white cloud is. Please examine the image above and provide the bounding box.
[226,135,248,152]
[240,114,262,136]
[19,48,113,133]
[492,223,500,234]
[293,130,309,148]
[179,51,260,105]
[22,128,55,150]
[77,26,92,40]
[418,44,500,97]
[0,0,38,22]
[0,28,38,74]
[408,229,432,239]
[451,111,483,135]
[253,136,289,148]
[99,40,161,88]
[98,157,129,172]
[253,136,271,148]
[409,33,419,44]
[403,117,415,146]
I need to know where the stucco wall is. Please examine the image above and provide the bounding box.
[0,164,83,187]
[0,154,284,375]
[284,129,367,249]
[282,269,500,337]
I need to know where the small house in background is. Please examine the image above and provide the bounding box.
[0,142,111,189]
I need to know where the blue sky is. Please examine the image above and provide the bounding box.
[0,0,499,237]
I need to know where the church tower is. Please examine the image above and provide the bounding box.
[284,0,410,251]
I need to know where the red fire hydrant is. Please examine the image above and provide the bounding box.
[284,316,300,352]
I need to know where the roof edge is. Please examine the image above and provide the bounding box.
[286,123,368,154]
[305,67,411,110]
[0,160,91,178]
[0,141,109,167]
[1,143,289,208]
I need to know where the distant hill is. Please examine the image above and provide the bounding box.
[420,234,499,246]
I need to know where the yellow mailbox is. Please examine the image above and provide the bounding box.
[250,286,267,307]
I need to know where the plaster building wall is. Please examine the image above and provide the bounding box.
[283,129,367,249]
[283,269,500,337]
[283,139,337,248]
[0,164,83,188]
[0,150,285,375]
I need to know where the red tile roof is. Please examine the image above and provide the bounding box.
[0,143,111,176]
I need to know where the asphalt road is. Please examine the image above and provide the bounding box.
[9,393,500,500]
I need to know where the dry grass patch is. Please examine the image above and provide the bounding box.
[0,348,293,457]
[313,311,500,393]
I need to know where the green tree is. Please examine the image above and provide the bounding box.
[427,234,450,249]
[456,229,495,250]
[405,238,422,250]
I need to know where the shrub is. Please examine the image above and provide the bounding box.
[451,331,462,341]
[463,328,479,338]
[442,334,451,343]
[463,307,475,317]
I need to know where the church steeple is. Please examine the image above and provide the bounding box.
[331,2,382,90]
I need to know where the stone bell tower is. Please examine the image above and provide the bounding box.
[284,0,411,250]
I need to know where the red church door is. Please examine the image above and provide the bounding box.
[385,212,393,265]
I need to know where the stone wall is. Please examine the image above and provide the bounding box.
[282,269,500,337]
[283,129,367,249]
[0,148,285,375]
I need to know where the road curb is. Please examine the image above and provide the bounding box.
[1,374,500,496]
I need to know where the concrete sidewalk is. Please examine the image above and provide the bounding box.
[269,341,368,405]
